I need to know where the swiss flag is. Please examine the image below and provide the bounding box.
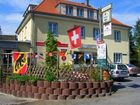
[67,26,81,49]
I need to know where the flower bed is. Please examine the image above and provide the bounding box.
[0,80,113,100]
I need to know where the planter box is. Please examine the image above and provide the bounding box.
[37,81,44,87]
[54,88,62,95]
[71,89,79,95]
[51,82,60,89]
[62,89,71,95]
[69,82,78,89]
[49,95,58,100]
[41,94,49,100]
[34,93,41,99]
[86,82,93,88]
[46,88,54,94]
[93,82,100,89]
[32,86,38,93]
[58,95,67,100]
[38,87,46,94]
[44,81,51,88]
[60,82,69,89]
[26,85,32,92]
[78,82,86,89]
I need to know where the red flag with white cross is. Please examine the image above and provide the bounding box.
[67,26,81,49]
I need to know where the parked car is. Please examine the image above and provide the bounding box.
[109,63,129,80]
[125,64,140,76]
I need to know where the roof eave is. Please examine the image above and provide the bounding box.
[16,11,33,34]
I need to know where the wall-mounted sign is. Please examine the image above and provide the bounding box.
[61,56,66,61]
[103,23,112,36]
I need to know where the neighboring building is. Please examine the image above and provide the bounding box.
[16,0,131,65]
[0,35,30,66]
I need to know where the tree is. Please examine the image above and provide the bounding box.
[45,32,58,67]
[131,19,140,66]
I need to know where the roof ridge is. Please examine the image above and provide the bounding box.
[33,0,46,11]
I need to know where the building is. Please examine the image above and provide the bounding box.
[16,0,131,65]
[0,35,30,67]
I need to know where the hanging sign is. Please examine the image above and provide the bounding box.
[103,23,112,36]
[97,43,106,59]
[13,52,28,74]
[101,4,112,24]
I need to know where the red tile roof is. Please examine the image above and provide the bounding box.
[33,0,130,27]
[112,18,130,27]
[59,0,95,9]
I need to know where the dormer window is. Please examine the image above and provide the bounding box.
[66,5,73,16]
[87,9,93,19]
[77,7,84,17]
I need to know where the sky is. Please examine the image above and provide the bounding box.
[0,0,140,35]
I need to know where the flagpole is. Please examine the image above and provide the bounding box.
[98,8,103,81]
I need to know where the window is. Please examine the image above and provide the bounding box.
[114,30,121,42]
[66,5,73,16]
[77,7,84,17]
[87,9,93,19]
[93,28,100,40]
[81,26,85,38]
[48,22,58,36]
[114,53,122,63]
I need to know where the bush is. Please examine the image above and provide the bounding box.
[6,74,39,85]
[28,75,39,85]
[91,67,101,81]
[59,62,72,71]
[44,67,56,82]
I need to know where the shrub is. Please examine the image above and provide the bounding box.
[59,62,73,71]
[44,67,56,82]
[91,67,101,81]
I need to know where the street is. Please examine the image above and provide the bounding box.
[0,76,140,105]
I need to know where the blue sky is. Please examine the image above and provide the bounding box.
[0,0,140,35]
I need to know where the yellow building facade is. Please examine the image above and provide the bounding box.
[16,0,131,65]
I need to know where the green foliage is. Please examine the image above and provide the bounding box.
[59,62,72,71]
[91,67,101,81]
[28,75,39,85]
[45,32,58,67]
[7,74,29,85]
[130,19,140,66]
[44,67,56,82]
[6,74,39,85]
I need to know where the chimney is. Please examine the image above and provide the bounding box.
[0,26,2,35]
[86,0,89,6]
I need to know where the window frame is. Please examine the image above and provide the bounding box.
[80,26,85,39]
[48,22,58,36]
[77,7,84,17]
[66,5,73,16]
[93,28,100,40]
[114,53,122,63]
[114,30,121,42]
[87,9,93,19]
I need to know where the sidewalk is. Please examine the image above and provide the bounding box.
[0,93,37,105]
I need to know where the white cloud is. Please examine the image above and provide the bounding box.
[5,13,23,22]
[113,13,140,27]
[0,0,41,9]
[0,0,41,35]
[0,13,23,34]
